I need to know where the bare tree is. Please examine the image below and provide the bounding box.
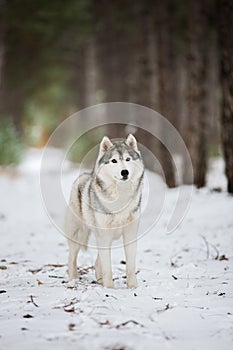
[154,0,177,187]
[94,0,135,103]
[0,0,6,119]
[93,0,138,138]
[218,0,233,193]
[183,0,209,187]
[71,46,88,111]
[133,1,157,172]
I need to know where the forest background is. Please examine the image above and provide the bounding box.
[0,0,232,192]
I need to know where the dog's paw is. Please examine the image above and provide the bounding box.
[69,271,79,281]
[96,277,103,285]
[127,277,138,289]
[66,279,79,288]
[103,280,114,289]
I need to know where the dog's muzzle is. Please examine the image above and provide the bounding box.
[121,169,129,180]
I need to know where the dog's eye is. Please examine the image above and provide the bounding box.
[111,159,117,163]
[126,157,131,161]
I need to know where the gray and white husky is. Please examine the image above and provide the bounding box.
[65,134,144,288]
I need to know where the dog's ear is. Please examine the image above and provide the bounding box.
[100,136,113,153]
[126,134,138,151]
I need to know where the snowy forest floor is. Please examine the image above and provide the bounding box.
[0,149,233,350]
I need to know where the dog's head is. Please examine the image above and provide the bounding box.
[96,134,144,183]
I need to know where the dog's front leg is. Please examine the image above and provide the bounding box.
[95,254,103,285]
[96,233,114,288]
[123,221,138,289]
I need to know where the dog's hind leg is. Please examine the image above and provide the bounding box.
[65,207,83,280]
[68,239,80,280]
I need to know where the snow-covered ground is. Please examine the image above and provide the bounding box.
[0,149,233,350]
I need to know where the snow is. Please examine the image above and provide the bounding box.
[1,148,233,350]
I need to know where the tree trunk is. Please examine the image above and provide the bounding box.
[133,1,153,109]
[93,0,135,138]
[155,0,176,187]
[0,0,6,120]
[75,46,87,111]
[183,0,209,187]
[131,1,156,172]
[94,0,132,103]
[85,38,98,107]
[1,76,25,133]
[0,1,24,134]
[218,0,233,193]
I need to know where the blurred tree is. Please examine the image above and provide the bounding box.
[183,0,209,187]
[94,0,137,103]
[0,0,6,110]
[0,0,223,186]
[135,1,153,108]
[93,0,138,141]
[155,0,177,187]
[133,1,158,174]
[218,0,233,193]
[0,0,92,136]
[0,119,23,165]
[60,0,93,110]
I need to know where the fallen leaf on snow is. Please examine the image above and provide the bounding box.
[46,264,66,268]
[99,320,110,326]
[64,307,75,313]
[29,268,42,274]
[23,314,34,318]
[219,254,228,261]
[68,323,76,331]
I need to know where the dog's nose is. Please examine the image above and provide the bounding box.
[121,169,129,178]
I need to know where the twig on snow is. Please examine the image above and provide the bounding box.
[48,275,64,279]
[201,235,210,259]
[157,304,171,313]
[116,320,144,329]
[210,242,219,260]
[201,235,219,260]
[30,295,39,307]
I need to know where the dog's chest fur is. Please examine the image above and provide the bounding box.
[70,172,142,231]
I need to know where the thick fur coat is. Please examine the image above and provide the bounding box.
[65,134,144,288]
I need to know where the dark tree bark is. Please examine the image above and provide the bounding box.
[218,0,233,193]
[134,1,153,109]
[71,46,88,111]
[94,0,133,103]
[0,58,25,133]
[0,0,6,120]
[154,0,177,187]
[183,0,209,187]
[132,1,157,172]
[93,0,136,138]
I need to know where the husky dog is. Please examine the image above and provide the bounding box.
[65,134,144,288]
